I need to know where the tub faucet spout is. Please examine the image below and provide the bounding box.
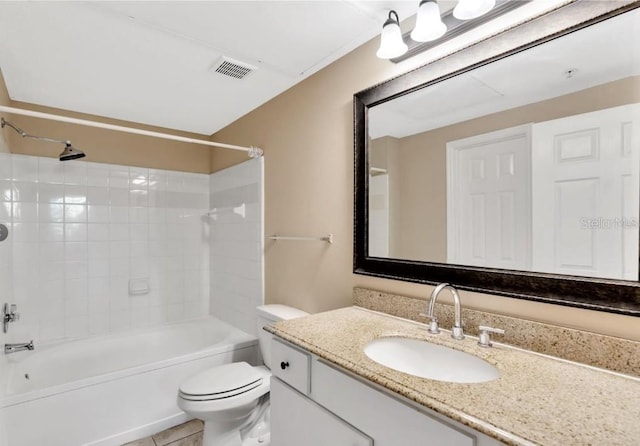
[4,340,34,354]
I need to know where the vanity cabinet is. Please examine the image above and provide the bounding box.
[271,338,503,446]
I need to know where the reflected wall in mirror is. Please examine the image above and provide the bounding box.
[354,1,640,315]
[368,8,640,282]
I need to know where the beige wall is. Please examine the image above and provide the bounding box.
[394,130,448,263]
[369,136,393,170]
[380,76,640,263]
[0,70,11,153]
[369,136,402,257]
[212,34,640,341]
[1,99,213,173]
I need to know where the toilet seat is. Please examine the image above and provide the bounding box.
[177,363,271,412]
[180,379,263,401]
[179,362,266,402]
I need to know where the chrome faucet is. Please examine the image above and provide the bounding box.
[424,283,464,340]
[4,340,34,355]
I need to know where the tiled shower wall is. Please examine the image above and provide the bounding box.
[209,158,264,336]
[0,153,210,344]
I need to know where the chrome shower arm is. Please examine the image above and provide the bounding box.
[0,118,26,136]
[1,117,69,146]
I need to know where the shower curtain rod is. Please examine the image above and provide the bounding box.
[0,106,263,157]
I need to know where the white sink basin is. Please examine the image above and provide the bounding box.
[364,337,499,383]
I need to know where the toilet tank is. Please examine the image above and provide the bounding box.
[256,304,309,369]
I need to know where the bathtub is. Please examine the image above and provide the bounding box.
[0,317,258,446]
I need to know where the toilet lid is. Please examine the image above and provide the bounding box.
[179,362,264,400]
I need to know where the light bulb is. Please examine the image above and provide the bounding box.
[411,0,447,42]
[376,11,408,59]
[453,0,496,20]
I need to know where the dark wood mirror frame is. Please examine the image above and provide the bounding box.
[354,0,640,317]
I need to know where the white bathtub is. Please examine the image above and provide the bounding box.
[0,317,258,446]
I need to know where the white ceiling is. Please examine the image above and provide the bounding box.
[370,8,640,139]
[0,0,422,136]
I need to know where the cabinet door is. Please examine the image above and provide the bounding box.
[312,360,477,446]
[271,377,373,446]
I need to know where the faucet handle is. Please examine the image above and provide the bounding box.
[419,313,440,334]
[3,303,20,333]
[477,325,505,348]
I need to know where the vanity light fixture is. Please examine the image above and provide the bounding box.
[377,0,507,60]
[376,10,408,59]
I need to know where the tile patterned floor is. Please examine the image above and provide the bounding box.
[123,420,203,446]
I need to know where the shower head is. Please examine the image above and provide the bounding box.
[59,143,86,161]
[1,117,87,161]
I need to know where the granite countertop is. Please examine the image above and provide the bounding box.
[269,306,640,446]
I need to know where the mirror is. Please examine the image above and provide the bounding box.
[354,1,640,315]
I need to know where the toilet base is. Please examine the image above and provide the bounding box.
[202,421,241,446]
[199,398,270,446]
[200,420,271,446]
[242,432,270,446]
[241,419,270,446]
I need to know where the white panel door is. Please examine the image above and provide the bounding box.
[531,104,640,279]
[271,377,373,446]
[447,125,532,270]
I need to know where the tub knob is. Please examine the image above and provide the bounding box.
[3,303,20,333]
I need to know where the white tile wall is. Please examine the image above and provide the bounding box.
[209,158,264,336]
[0,153,210,344]
[0,127,9,154]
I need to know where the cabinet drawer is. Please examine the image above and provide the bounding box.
[271,338,310,395]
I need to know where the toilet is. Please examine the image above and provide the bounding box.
[177,305,309,446]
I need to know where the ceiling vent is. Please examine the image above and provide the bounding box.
[210,57,257,80]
